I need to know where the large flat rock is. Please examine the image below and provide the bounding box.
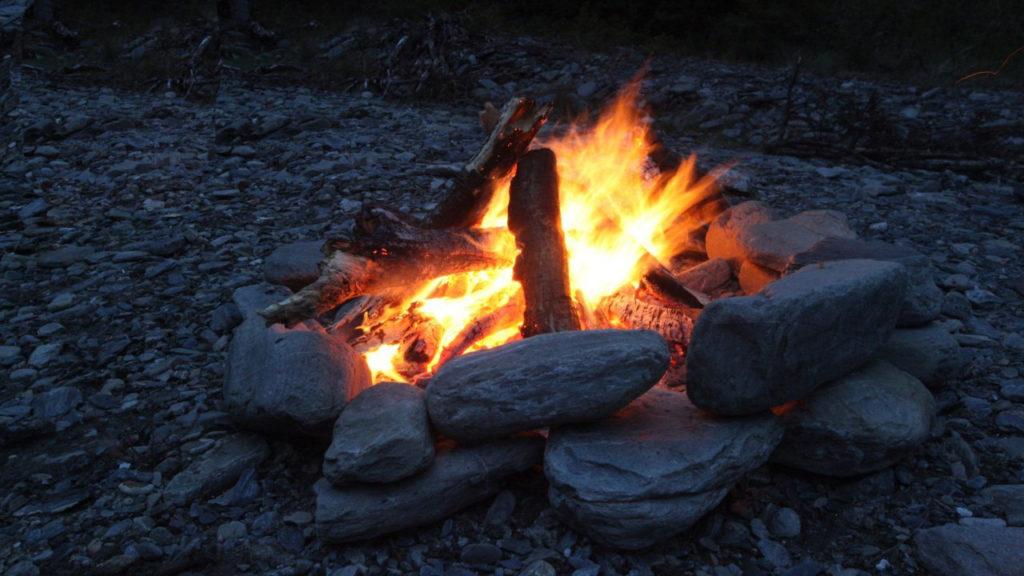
[225,317,371,436]
[315,437,543,543]
[426,329,668,442]
[686,259,907,415]
[913,523,1024,576]
[786,236,942,326]
[771,360,934,476]
[323,382,434,485]
[545,389,782,549]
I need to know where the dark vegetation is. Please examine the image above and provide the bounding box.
[26,0,1024,88]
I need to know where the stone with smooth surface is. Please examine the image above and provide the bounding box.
[427,329,668,442]
[315,437,543,542]
[913,523,1024,576]
[264,240,323,290]
[710,207,856,272]
[786,236,942,326]
[771,360,934,476]
[878,323,963,385]
[545,389,782,549]
[687,259,907,415]
[323,382,434,485]
[225,317,370,436]
[232,283,292,319]
[706,201,775,265]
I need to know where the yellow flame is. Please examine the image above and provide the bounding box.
[361,80,723,382]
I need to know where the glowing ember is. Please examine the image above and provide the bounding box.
[358,81,723,382]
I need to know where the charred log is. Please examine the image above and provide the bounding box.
[508,148,581,337]
[599,286,697,347]
[261,219,510,326]
[425,97,551,229]
[436,292,524,367]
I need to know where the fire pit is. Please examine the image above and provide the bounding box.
[223,80,946,550]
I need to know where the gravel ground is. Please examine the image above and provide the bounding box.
[2,32,1023,576]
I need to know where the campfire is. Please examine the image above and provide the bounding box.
[230,76,943,551]
[260,81,724,382]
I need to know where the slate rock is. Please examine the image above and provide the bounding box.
[427,329,668,442]
[315,437,543,543]
[232,283,292,319]
[771,360,935,477]
[264,240,323,291]
[687,259,907,415]
[225,317,371,436]
[164,433,269,505]
[913,523,1024,576]
[676,258,733,294]
[545,389,782,549]
[706,201,775,265]
[878,323,963,385]
[786,236,943,326]
[323,382,434,485]
[710,207,856,272]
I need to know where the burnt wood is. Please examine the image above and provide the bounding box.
[508,148,581,337]
[260,212,510,326]
[425,97,551,229]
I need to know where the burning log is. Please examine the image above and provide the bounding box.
[599,286,697,347]
[260,214,510,326]
[508,148,581,337]
[425,97,552,229]
[436,292,524,366]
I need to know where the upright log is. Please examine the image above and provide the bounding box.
[425,97,551,229]
[508,148,581,337]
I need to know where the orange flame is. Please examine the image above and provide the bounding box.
[359,81,723,382]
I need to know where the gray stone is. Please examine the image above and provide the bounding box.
[771,360,934,477]
[675,258,733,294]
[30,386,82,420]
[427,329,668,442]
[738,259,779,294]
[164,434,269,505]
[982,485,1024,526]
[323,382,434,485]
[264,240,323,291]
[914,523,1024,576]
[877,323,963,385]
[232,283,292,319]
[315,437,543,543]
[545,389,782,549]
[706,201,775,266]
[786,237,942,326]
[28,342,62,368]
[225,317,371,436]
[712,209,856,272]
[768,507,802,538]
[687,260,907,415]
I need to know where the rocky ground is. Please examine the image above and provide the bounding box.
[2,29,1024,576]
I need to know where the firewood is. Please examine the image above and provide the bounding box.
[599,286,697,346]
[425,97,551,229]
[260,217,511,326]
[436,292,524,367]
[508,148,581,336]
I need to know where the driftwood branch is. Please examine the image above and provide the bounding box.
[425,97,552,229]
[508,148,581,336]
